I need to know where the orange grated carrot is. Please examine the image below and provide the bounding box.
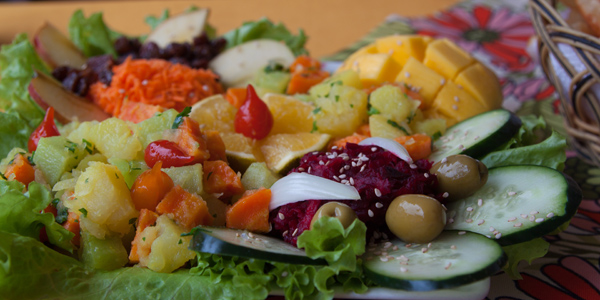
[88,58,223,119]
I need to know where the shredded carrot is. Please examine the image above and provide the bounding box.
[328,133,369,150]
[88,58,223,119]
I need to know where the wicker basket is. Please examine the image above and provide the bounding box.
[529,0,600,166]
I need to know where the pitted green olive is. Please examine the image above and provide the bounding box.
[431,155,488,201]
[385,194,446,244]
[310,202,357,229]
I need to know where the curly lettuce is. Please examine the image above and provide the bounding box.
[222,18,308,56]
[68,10,119,57]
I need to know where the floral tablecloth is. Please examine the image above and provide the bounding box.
[327,0,600,299]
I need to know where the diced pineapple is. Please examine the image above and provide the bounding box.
[369,114,409,139]
[345,53,402,88]
[411,118,447,137]
[108,158,148,189]
[432,81,488,125]
[68,162,138,239]
[68,118,142,161]
[454,63,503,110]
[75,153,108,172]
[140,215,196,273]
[424,39,474,79]
[396,57,445,108]
[309,69,363,98]
[375,35,432,66]
[33,136,87,186]
[135,109,179,148]
[313,85,368,137]
[369,85,420,124]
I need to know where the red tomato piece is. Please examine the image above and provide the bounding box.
[234,85,273,140]
[28,107,60,152]
[144,140,195,168]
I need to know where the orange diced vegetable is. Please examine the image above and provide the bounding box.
[129,208,159,263]
[116,101,166,123]
[226,188,272,233]
[289,55,321,73]
[286,70,329,95]
[130,161,174,211]
[355,124,371,136]
[225,87,247,109]
[176,117,210,164]
[156,185,213,230]
[394,134,432,160]
[202,160,245,198]
[4,153,35,186]
[329,134,369,150]
[203,130,228,162]
[62,211,81,247]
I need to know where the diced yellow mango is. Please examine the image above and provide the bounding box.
[432,81,488,125]
[395,57,445,108]
[369,114,408,139]
[350,53,402,88]
[375,35,432,66]
[424,39,474,79]
[337,44,379,72]
[454,63,503,110]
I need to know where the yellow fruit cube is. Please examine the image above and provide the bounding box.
[432,81,488,124]
[313,85,368,137]
[375,35,432,66]
[369,114,409,139]
[140,215,196,273]
[369,85,420,124]
[454,63,503,110]
[396,57,445,108]
[351,53,402,87]
[424,39,474,79]
[337,44,379,72]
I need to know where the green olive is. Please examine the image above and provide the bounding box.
[386,194,446,244]
[431,155,488,201]
[310,202,357,229]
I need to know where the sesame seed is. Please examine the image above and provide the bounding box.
[376,202,383,208]
[333,175,340,181]
[440,79,446,85]
[248,232,255,238]
[405,243,413,248]
[421,248,428,253]
[360,156,369,161]
[236,233,241,237]
[514,222,523,227]
[396,40,403,45]
[450,245,457,249]
[405,72,411,78]
[427,242,433,248]
[477,219,485,225]
[368,209,374,217]
[393,245,399,251]
[341,179,349,184]
[474,135,480,140]
[281,271,288,277]
[360,164,366,172]
[453,96,459,102]
[298,167,305,172]
[142,80,148,86]
[459,144,465,150]
[466,218,473,223]
[399,255,408,261]
[445,262,452,270]
[308,167,312,173]
[374,188,382,197]
[530,210,539,215]
[119,89,126,94]
[278,213,285,220]
[424,173,430,178]
[339,174,347,179]
[332,146,339,150]
[319,160,324,165]
[535,218,545,223]
[486,235,492,238]
[458,231,466,235]
[380,256,389,262]
[547,212,555,218]
[441,157,447,164]
[447,218,454,224]
[283,230,288,236]
[442,204,447,211]
[388,49,394,55]
[349,177,355,185]
[508,191,517,196]
[409,163,417,169]
[495,233,502,239]
[339,167,345,173]
[466,207,474,212]
[400,267,408,273]
[489,227,495,232]
[477,199,483,206]
[344,165,350,170]
[529,216,535,222]
[202,85,209,91]
[521,214,528,219]
[383,242,393,249]
[351,162,357,167]
[443,192,449,198]
[508,217,517,222]
[452,105,458,110]
[292,228,298,236]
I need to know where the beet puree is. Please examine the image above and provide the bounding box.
[269,143,442,246]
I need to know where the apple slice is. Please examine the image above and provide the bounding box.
[145,9,209,48]
[33,22,87,69]
[209,39,296,88]
[28,72,111,124]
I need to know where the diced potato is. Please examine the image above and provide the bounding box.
[454,63,503,110]
[140,215,196,273]
[396,57,445,108]
[309,69,363,98]
[68,118,142,161]
[432,81,488,125]
[411,118,447,137]
[424,39,474,79]
[162,164,204,195]
[375,35,432,66]
[369,114,409,139]
[346,53,402,88]
[313,85,368,137]
[68,162,138,239]
[369,85,420,124]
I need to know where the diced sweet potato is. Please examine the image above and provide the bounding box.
[156,185,213,230]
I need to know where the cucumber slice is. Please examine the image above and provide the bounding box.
[445,165,582,246]
[190,227,326,265]
[363,231,505,291]
[428,109,521,163]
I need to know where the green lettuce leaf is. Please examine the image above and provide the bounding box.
[145,9,170,30]
[502,238,550,279]
[68,10,118,57]
[0,180,73,251]
[222,18,308,56]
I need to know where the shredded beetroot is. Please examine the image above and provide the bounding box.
[269,143,441,246]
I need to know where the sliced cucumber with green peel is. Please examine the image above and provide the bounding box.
[428,109,521,163]
[445,165,582,246]
[189,227,326,265]
[363,231,505,291]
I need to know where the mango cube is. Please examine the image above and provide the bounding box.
[351,53,402,87]
[454,63,503,110]
[396,57,445,108]
[337,44,379,72]
[375,35,432,66]
[432,81,487,125]
[424,39,474,79]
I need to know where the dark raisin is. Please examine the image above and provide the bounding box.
[114,36,132,55]
[190,58,209,69]
[164,42,188,58]
[139,42,161,59]
[193,33,209,46]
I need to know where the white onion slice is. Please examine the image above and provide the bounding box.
[358,137,413,164]
[269,173,361,211]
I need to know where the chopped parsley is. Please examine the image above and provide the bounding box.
[387,120,410,135]
[334,95,340,102]
[0,172,6,180]
[311,120,319,133]
[82,139,94,154]
[178,239,183,245]
[368,107,380,116]
[206,171,213,181]
[432,131,442,141]
[312,107,322,114]
[180,227,202,237]
[65,141,78,153]
[172,107,192,129]
[264,62,287,73]
[142,237,146,241]
[27,151,35,165]
[79,208,88,217]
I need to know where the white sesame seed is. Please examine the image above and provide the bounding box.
[344,165,350,170]
[447,218,454,224]
[405,72,411,78]
[393,245,399,251]
[405,243,413,248]
[339,174,347,179]
[333,175,340,181]
[445,262,452,270]
[474,135,480,140]
[308,167,312,173]
[360,164,366,172]
[477,219,485,225]
[466,207,474,212]
[424,173,430,178]
[292,228,298,236]
[319,160,324,165]
[332,146,339,150]
[521,214,528,219]
[380,256,389,262]
[278,213,285,220]
[489,227,495,232]
[142,80,148,86]
[368,210,374,217]
[421,248,428,253]
[443,192,449,198]
[341,179,349,184]
[360,156,369,161]
[452,105,458,110]
[283,230,288,236]
[514,223,523,227]
[298,167,305,172]
[453,96,459,102]
[236,233,241,237]
[427,242,433,248]
[349,177,355,185]
[339,167,345,173]
[459,144,465,150]
[547,212,555,218]
[388,49,394,55]
[508,191,517,196]
[375,202,383,208]
[441,157,447,164]
[119,89,126,94]
[440,79,446,85]
[529,216,535,222]
[465,218,473,223]
[248,232,255,238]
[374,188,382,197]
[477,199,483,206]
[508,217,517,222]
[409,164,417,169]
[396,40,403,46]
[495,233,502,239]
[530,210,539,215]
[486,235,492,238]
[450,245,457,249]
[458,231,466,235]
[400,267,408,273]
[399,255,408,261]
[535,218,545,223]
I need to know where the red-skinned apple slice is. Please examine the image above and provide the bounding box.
[28,71,110,124]
[145,9,209,48]
[33,22,87,69]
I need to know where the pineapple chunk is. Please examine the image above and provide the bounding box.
[375,35,432,66]
[309,69,363,98]
[424,39,474,79]
[69,162,138,239]
[396,57,445,108]
[346,53,401,88]
[411,118,447,137]
[140,215,196,273]
[313,85,368,137]
[454,63,503,110]
[68,118,143,161]
[432,81,488,125]
[369,114,409,139]
[369,85,420,124]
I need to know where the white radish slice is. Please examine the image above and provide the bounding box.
[269,173,361,211]
[358,137,413,164]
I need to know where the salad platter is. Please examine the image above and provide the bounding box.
[0,2,582,300]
